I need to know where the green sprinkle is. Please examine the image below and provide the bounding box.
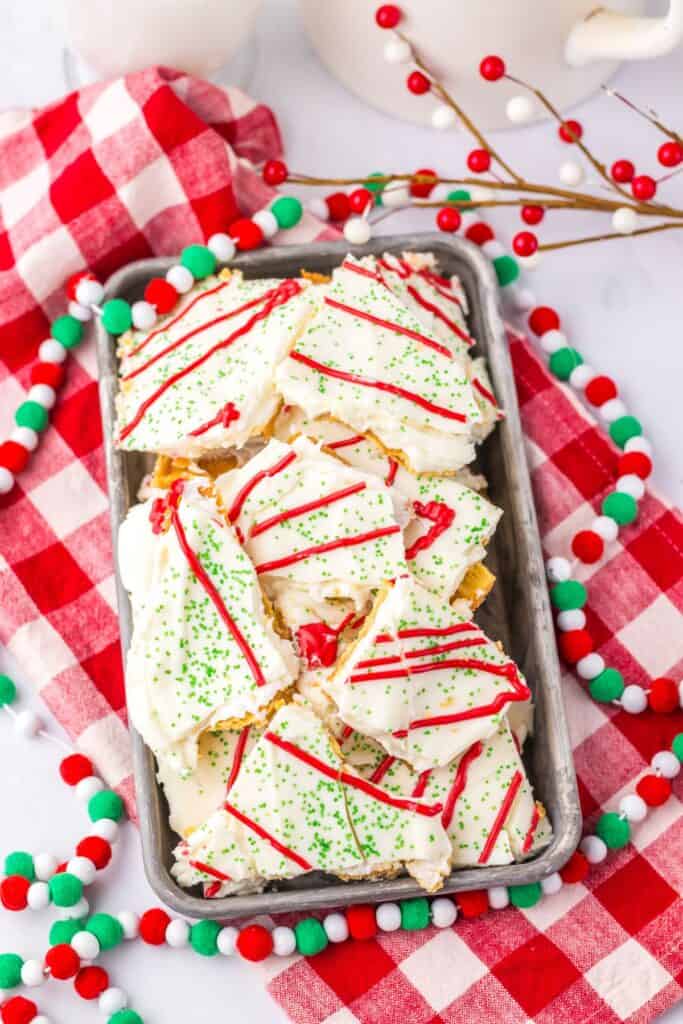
[4,851,34,881]
[181,244,216,279]
[609,415,642,449]
[295,917,328,956]
[508,882,542,908]
[589,667,624,702]
[51,314,84,349]
[86,912,124,950]
[550,579,587,611]
[271,196,303,230]
[48,872,83,907]
[595,812,630,849]
[400,897,430,930]
[549,347,583,381]
[601,491,637,526]
[15,401,48,432]
[492,254,519,287]
[88,789,124,822]
[0,675,17,706]
[190,919,221,956]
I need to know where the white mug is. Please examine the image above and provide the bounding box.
[299,0,683,130]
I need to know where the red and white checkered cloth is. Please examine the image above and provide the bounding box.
[0,69,681,1024]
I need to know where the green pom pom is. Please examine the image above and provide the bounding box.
[447,189,473,208]
[602,491,638,526]
[4,851,34,881]
[15,401,48,432]
[589,667,625,703]
[0,675,17,706]
[672,733,683,763]
[0,953,23,989]
[400,897,430,930]
[595,811,630,849]
[101,298,133,336]
[88,789,124,822]
[86,912,124,950]
[609,415,642,449]
[508,882,542,908]
[550,579,587,611]
[180,244,216,280]
[49,918,85,946]
[271,196,303,230]
[364,172,386,200]
[492,254,519,287]
[48,872,83,907]
[51,314,84,349]
[190,919,221,956]
[109,1012,143,1024]
[549,347,583,382]
[294,917,328,956]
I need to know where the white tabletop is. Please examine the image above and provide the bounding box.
[1,1,681,1021]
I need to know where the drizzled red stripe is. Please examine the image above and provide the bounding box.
[172,510,267,687]
[204,882,222,898]
[254,524,401,575]
[376,622,478,643]
[250,481,367,538]
[378,257,410,280]
[385,459,399,486]
[223,801,312,871]
[522,804,541,854]
[355,635,486,671]
[370,756,396,784]
[342,260,382,282]
[472,377,499,408]
[349,656,522,685]
[405,284,474,347]
[411,770,431,799]
[127,279,231,358]
[324,434,366,450]
[478,771,523,864]
[441,741,483,829]
[418,268,463,308]
[325,296,453,360]
[189,859,232,882]
[341,724,354,740]
[392,685,529,736]
[226,726,251,793]
[288,351,467,423]
[227,451,297,523]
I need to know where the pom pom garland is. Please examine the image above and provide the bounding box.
[346,904,378,939]
[236,924,274,961]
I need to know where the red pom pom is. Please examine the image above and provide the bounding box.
[466,149,491,173]
[74,966,109,1000]
[558,119,583,143]
[560,850,589,884]
[0,996,38,1024]
[139,908,171,945]
[558,629,593,665]
[375,4,401,28]
[528,306,560,336]
[521,205,544,226]
[45,944,80,980]
[479,55,505,81]
[346,904,377,940]
[636,773,672,807]
[657,141,683,168]
[144,278,178,315]
[571,530,604,564]
[617,451,652,480]
[512,231,538,257]
[228,218,264,252]
[436,207,461,233]
[262,159,288,186]
[631,174,656,200]
[59,754,94,786]
[349,188,373,214]
[76,836,112,870]
[325,192,351,222]
[406,71,430,95]
[0,441,30,475]
[648,677,679,714]
[584,375,617,407]
[410,168,437,199]
[31,362,64,389]
[611,159,635,183]
[455,889,489,918]
[65,271,95,302]
[236,924,273,962]
[465,222,494,246]
[0,875,30,911]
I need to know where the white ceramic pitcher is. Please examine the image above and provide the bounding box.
[299,0,683,130]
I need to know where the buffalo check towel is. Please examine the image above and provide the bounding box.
[0,68,681,1024]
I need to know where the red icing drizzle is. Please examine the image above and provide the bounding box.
[226,726,251,793]
[324,434,366,450]
[472,377,499,409]
[296,612,357,669]
[356,636,486,670]
[411,769,431,799]
[188,859,232,882]
[149,478,184,533]
[204,882,222,898]
[250,481,366,538]
[378,257,410,280]
[223,800,313,871]
[418,267,463,307]
[349,655,523,686]
[325,295,453,360]
[385,459,399,487]
[127,278,231,358]
[522,804,541,854]
[478,770,523,863]
[189,401,240,437]
[370,755,396,784]
[227,450,297,524]
[441,740,484,829]
[254,523,401,575]
[342,260,382,282]
[404,283,473,347]
[376,622,479,643]
[404,500,455,561]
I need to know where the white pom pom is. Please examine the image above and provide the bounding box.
[621,684,648,714]
[99,988,128,1015]
[541,872,563,896]
[382,185,410,207]
[470,186,494,203]
[429,183,451,204]
[624,436,652,456]
[506,95,535,124]
[14,710,42,737]
[517,251,542,271]
[430,897,457,927]
[540,329,567,355]
[131,301,157,331]
[557,609,586,632]
[11,427,39,452]
[272,925,297,956]
[619,793,648,822]
[68,300,93,322]
[27,881,50,911]
[487,886,509,910]
[546,556,571,583]
[323,911,349,942]
[0,468,15,495]
[75,279,104,307]
[39,339,68,364]
[66,856,96,886]
[375,902,401,931]
[343,216,372,245]
[76,776,104,802]
[34,854,58,882]
[481,239,505,260]
[20,959,45,987]
[580,835,607,863]
[651,750,680,778]
[591,515,619,544]
[28,384,56,409]
[599,397,627,423]
[307,197,330,221]
[559,161,585,186]
[569,364,596,389]
[58,896,89,919]
[165,919,190,948]
[616,474,645,500]
[252,210,279,240]
[117,911,139,940]
[166,265,194,294]
[508,285,537,312]
[207,233,237,262]
[576,653,604,680]
[384,38,411,63]
[612,207,638,234]
[71,930,100,960]
[217,926,238,955]
[91,818,119,844]
[431,104,457,130]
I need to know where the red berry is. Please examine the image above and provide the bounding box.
[59,754,94,786]
[325,192,351,222]
[262,159,288,186]
[521,205,544,226]
[465,222,494,246]
[572,530,604,564]
[407,71,430,95]
[410,167,437,199]
[76,836,112,870]
[657,141,683,168]
[228,218,264,252]
[617,451,652,480]
[479,55,505,81]
[65,271,95,302]
[139,908,171,945]
[0,996,38,1024]
[375,3,401,28]
[346,904,377,940]
[0,441,30,475]
[584,375,617,407]
[74,965,109,1000]
[455,889,489,917]
[236,924,273,961]
[0,875,30,911]
[436,207,461,233]
[349,188,373,214]
[558,119,583,144]
[45,944,80,980]
[466,149,491,173]
[611,159,635,183]
[648,677,679,713]
[558,629,593,665]
[512,231,538,257]
[559,850,589,884]
[636,773,672,807]
[144,278,178,315]
[631,174,656,200]
[528,306,560,336]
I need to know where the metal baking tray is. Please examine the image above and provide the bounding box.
[97,233,581,919]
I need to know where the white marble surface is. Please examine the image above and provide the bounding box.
[0,0,681,1021]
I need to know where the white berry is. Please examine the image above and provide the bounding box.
[621,684,648,714]
[616,474,645,500]
[517,251,542,270]
[252,210,279,240]
[559,161,585,186]
[540,329,567,355]
[99,988,128,1014]
[131,301,157,331]
[272,925,297,956]
[28,384,56,409]
[580,835,607,863]
[431,104,456,130]
[117,911,139,940]
[429,183,451,204]
[76,776,104,802]
[470,186,494,203]
[624,436,652,456]
[38,339,67,364]
[612,207,638,234]
[546,556,571,583]
[487,886,509,910]
[75,278,104,307]
[375,902,401,931]
[343,216,372,245]
[508,285,536,312]
[591,515,619,544]
[323,911,349,942]
[481,239,505,260]
[307,197,329,221]
[382,184,410,207]
[33,1017,51,1024]
[506,95,534,123]
[0,468,15,495]
[21,960,45,987]
[71,930,100,960]
[91,818,119,844]
[10,426,39,452]
[651,751,680,778]
[166,265,194,293]
[165,919,190,947]
[207,233,237,262]
[557,609,586,631]
[619,793,648,822]
[14,710,42,737]
[217,925,238,955]
[576,653,604,680]
[384,38,411,63]
[34,853,58,881]
[600,397,627,423]
[541,872,563,895]
[430,897,457,927]
[569,364,595,389]
[68,300,93,322]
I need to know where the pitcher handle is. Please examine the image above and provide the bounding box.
[565,1,683,66]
